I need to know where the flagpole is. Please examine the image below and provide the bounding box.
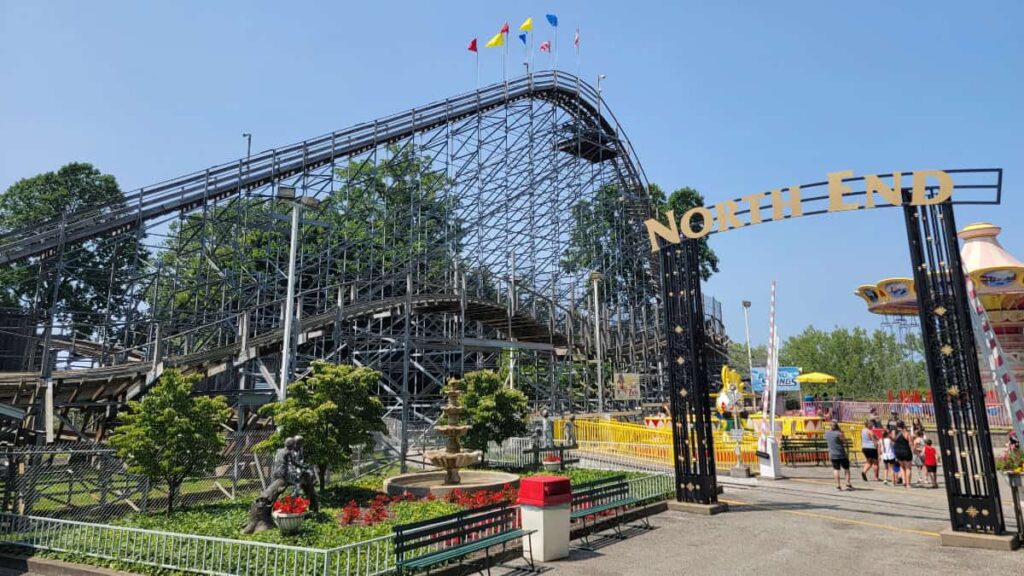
[529,29,534,72]
[476,50,479,89]
[575,28,580,81]
[553,28,558,70]
[524,35,529,73]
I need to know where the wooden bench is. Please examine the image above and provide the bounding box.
[780,436,855,466]
[570,475,648,549]
[521,444,580,470]
[393,502,536,576]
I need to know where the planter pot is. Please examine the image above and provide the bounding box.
[542,462,561,472]
[1005,471,1023,488]
[272,511,306,535]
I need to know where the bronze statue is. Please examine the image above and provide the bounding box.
[242,435,319,534]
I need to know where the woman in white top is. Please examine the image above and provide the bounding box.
[860,419,880,482]
[881,430,897,485]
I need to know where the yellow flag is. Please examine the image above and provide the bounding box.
[485,31,504,48]
[519,17,533,32]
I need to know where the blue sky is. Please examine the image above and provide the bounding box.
[2,1,1022,345]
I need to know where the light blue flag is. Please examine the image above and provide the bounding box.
[546,14,558,27]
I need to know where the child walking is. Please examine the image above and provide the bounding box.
[881,429,897,485]
[923,438,939,488]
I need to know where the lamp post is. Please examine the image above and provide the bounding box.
[590,271,604,413]
[276,185,319,401]
[742,300,754,406]
[242,133,252,162]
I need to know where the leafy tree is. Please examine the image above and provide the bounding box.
[779,326,925,400]
[562,182,720,311]
[560,183,653,308]
[256,362,387,491]
[148,147,461,325]
[109,369,230,513]
[457,370,530,451]
[650,184,720,281]
[727,341,769,381]
[0,163,146,327]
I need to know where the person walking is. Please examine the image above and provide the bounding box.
[886,411,899,432]
[826,421,852,491]
[860,419,880,482]
[911,429,926,485]
[923,438,939,488]
[894,422,914,489]
[881,429,897,485]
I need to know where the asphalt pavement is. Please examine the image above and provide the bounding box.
[522,465,1022,575]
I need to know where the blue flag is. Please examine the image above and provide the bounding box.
[518,32,527,45]
[546,14,558,27]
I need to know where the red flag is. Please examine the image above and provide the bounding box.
[467,38,478,52]
[500,22,510,34]
[539,40,551,52]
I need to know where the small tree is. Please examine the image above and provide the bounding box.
[459,370,530,452]
[256,362,386,491]
[109,370,230,514]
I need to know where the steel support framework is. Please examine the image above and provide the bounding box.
[0,73,732,452]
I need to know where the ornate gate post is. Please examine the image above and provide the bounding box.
[659,240,721,510]
[903,195,1007,537]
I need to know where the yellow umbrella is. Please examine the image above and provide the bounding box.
[795,372,837,385]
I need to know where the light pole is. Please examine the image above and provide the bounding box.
[742,300,754,406]
[242,133,252,162]
[596,74,606,117]
[276,185,319,401]
[590,271,604,413]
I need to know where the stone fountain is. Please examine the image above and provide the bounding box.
[425,384,481,484]
[383,378,519,498]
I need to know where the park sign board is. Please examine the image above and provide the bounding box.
[750,366,801,393]
[644,169,957,252]
[613,372,641,400]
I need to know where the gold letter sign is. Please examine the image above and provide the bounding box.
[644,170,956,253]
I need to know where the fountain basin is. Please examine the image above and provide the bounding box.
[384,470,521,499]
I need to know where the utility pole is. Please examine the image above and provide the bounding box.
[590,271,604,413]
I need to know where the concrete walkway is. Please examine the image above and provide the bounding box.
[527,466,1022,575]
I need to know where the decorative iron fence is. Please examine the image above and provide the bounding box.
[625,473,673,502]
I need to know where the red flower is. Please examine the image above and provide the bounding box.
[273,495,310,515]
[340,500,360,525]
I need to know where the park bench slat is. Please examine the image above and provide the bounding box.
[569,475,648,549]
[394,502,535,575]
[570,497,634,519]
[401,529,533,569]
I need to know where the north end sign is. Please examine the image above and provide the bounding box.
[644,169,954,253]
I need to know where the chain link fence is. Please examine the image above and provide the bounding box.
[0,430,274,523]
